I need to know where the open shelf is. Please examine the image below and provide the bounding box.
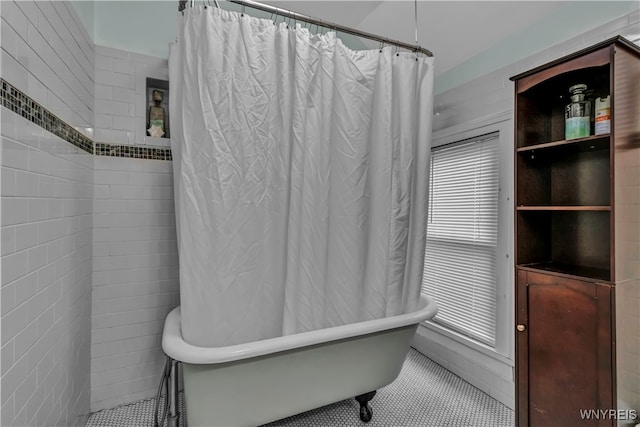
[516,206,610,211]
[516,210,611,281]
[516,134,610,153]
[517,142,610,207]
[515,62,611,149]
[518,262,611,283]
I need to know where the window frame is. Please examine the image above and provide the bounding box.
[424,131,500,346]
[420,112,514,361]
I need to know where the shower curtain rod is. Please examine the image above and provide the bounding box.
[179,0,433,57]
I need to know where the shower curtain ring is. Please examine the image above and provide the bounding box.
[395,44,399,56]
[241,3,245,16]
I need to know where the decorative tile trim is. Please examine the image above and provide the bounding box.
[0,78,173,161]
[1,78,94,154]
[94,142,172,161]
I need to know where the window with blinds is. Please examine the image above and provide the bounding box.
[422,133,500,347]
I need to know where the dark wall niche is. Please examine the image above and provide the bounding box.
[146,78,170,139]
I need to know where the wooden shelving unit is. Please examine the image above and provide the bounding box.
[511,36,640,427]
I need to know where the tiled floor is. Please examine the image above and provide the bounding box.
[86,348,514,427]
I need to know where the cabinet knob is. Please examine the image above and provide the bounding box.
[517,324,527,332]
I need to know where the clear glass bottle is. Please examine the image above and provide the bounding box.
[565,84,591,140]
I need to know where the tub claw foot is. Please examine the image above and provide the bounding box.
[355,391,376,423]
[359,405,373,422]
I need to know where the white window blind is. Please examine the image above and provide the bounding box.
[422,133,500,346]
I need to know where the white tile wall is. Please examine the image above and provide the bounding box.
[0,0,95,134]
[91,156,179,411]
[1,2,95,426]
[425,12,640,413]
[93,45,170,148]
[1,111,93,427]
[91,47,177,412]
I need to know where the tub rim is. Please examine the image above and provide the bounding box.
[162,295,437,364]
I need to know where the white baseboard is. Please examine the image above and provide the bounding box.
[412,324,515,409]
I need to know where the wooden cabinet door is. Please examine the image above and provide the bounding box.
[516,270,614,427]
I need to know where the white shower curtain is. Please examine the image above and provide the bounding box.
[169,7,434,348]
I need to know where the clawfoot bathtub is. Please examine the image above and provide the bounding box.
[161,295,438,426]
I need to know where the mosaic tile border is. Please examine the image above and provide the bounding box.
[0,78,173,161]
[94,142,172,161]
[1,78,94,154]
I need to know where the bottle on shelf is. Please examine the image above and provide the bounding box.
[565,83,591,140]
[594,95,611,135]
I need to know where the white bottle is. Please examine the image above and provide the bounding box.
[594,95,610,135]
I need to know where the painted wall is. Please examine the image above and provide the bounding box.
[92,1,178,60]
[434,1,639,94]
[1,1,94,426]
[70,0,94,39]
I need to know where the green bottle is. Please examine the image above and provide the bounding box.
[565,84,591,140]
